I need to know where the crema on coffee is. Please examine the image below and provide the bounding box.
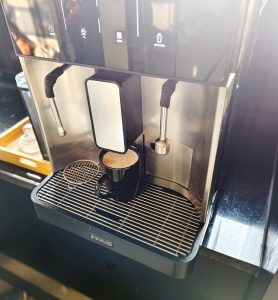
[103,149,138,169]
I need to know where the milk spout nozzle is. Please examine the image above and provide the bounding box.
[44,64,71,137]
[154,80,177,155]
[155,138,170,155]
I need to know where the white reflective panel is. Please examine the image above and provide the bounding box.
[87,80,125,153]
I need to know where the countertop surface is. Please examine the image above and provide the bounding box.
[202,1,278,274]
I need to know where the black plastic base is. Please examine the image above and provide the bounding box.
[31,174,209,278]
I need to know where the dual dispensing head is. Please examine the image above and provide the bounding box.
[44,64,177,156]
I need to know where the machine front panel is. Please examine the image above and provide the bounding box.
[2,0,245,84]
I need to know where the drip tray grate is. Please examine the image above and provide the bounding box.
[35,171,201,258]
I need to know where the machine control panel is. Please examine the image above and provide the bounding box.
[1,0,244,84]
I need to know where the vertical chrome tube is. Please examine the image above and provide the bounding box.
[155,107,170,155]
[160,107,168,141]
[49,97,66,137]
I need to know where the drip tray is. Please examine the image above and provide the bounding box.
[32,171,204,278]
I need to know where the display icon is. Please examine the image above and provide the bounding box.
[116,31,123,43]
[154,32,166,48]
[81,27,87,39]
[157,33,163,43]
[48,24,56,36]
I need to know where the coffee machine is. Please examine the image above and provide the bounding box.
[1,0,261,278]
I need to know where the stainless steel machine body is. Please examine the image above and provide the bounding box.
[20,57,235,221]
[1,0,263,276]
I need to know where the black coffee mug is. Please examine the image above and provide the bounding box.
[95,146,142,202]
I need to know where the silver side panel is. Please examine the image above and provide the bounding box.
[141,76,219,200]
[201,74,236,221]
[20,57,99,171]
